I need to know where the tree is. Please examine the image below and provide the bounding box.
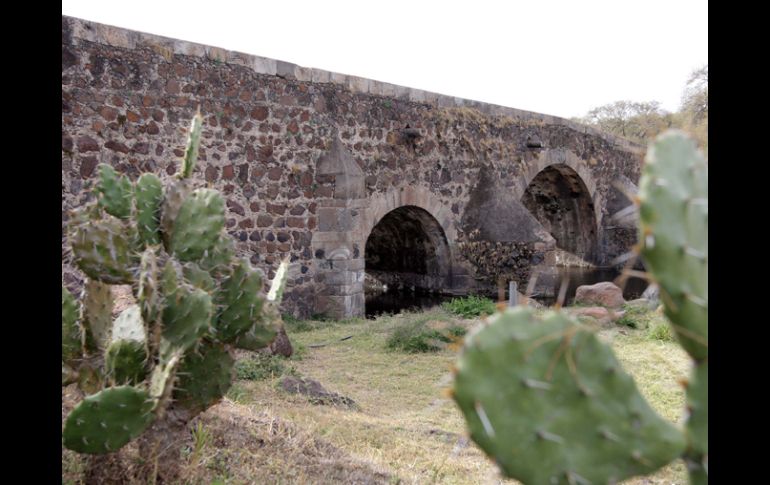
[679,65,708,153]
[579,101,673,144]
[681,65,708,124]
[575,65,708,154]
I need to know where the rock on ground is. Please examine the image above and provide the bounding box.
[268,325,293,357]
[574,281,625,309]
[278,376,357,409]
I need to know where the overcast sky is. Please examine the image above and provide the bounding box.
[62,0,707,120]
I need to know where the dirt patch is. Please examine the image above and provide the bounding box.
[62,385,390,484]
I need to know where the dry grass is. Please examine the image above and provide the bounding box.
[63,307,692,484]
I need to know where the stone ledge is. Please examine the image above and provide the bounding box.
[63,14,644,155]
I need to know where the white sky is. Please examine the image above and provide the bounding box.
[62,0,707,120]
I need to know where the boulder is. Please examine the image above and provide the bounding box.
[268,325,293,358]
[278,376,357,409]
[574,281,625,309]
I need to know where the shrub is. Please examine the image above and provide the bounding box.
[386,318,466,353]
[235,354,294,381]
[442,295,496,318]
[647,321,675,342]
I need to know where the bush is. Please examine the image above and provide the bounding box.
[386,317,467,353]
[617,304,650,329]
[647,321,675,342]
[442,295,496,318]
[235,354,295,380]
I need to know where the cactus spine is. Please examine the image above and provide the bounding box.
[62,114,286,455]
[452,131,707,484]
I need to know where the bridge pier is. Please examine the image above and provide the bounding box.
[311,139,367,319]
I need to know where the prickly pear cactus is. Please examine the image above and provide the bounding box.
[452,131,707,484]
[639,131,708,484]
[62,112,288,455]
[638,131,707,361]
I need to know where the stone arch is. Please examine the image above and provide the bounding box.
[362,186,458,292]
[362,186,457,241]
[518,150,601,263]
[365,205,451,292]
[514,149,603,228]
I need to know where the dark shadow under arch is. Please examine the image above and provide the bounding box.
[521,164,598,263]
[365,205,451,293]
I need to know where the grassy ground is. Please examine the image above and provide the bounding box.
[63,305,691,484]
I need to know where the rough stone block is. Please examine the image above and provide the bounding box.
[251,56,277,75]
[173,40,206,58]
[311,68,331,83]
[330,71,347,85]
[408,89,427,103]
[100,25,137,49]
[276,60,297,79]
[321,269,362,286]
[347,76,370,94]
[317,208,352,232]
[380,83,396,97]
[206,47,228,62]
[295,66,313,82]
[368,80,384,96]
[394,85,411,100]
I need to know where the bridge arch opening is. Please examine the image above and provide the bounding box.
[364,205,451,301]
[521,164,598,264]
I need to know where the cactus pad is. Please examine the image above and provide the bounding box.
[173,342,234,413]
[81,279,114,352]
[63,386,155,454]
[214,259,264,342]
[452,308,686,484]
[111,305,147,342]
[62,286,82,363]
[231,320,278,351]
[182,262,217,292]
[166,188,225,262]
[197,231,236,274]
[135,173,163,246]
[70,213,136,284]
[137,247,162,329]
[267,259,290,303]
[160,282,212,356]
[105,305,148,385]
[95,164,133,220]
[684,361,708,484]
[638,132,708,361]
[149,349,183,416]
[105,340,148,385]
[160,178,193,248]
[180,110,203,179]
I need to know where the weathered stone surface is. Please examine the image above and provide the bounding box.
[77,136,100,152]
[574,281,625,309]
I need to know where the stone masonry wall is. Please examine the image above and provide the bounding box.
[62,15,644,317]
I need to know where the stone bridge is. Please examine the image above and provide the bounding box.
[62,15,644,318]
